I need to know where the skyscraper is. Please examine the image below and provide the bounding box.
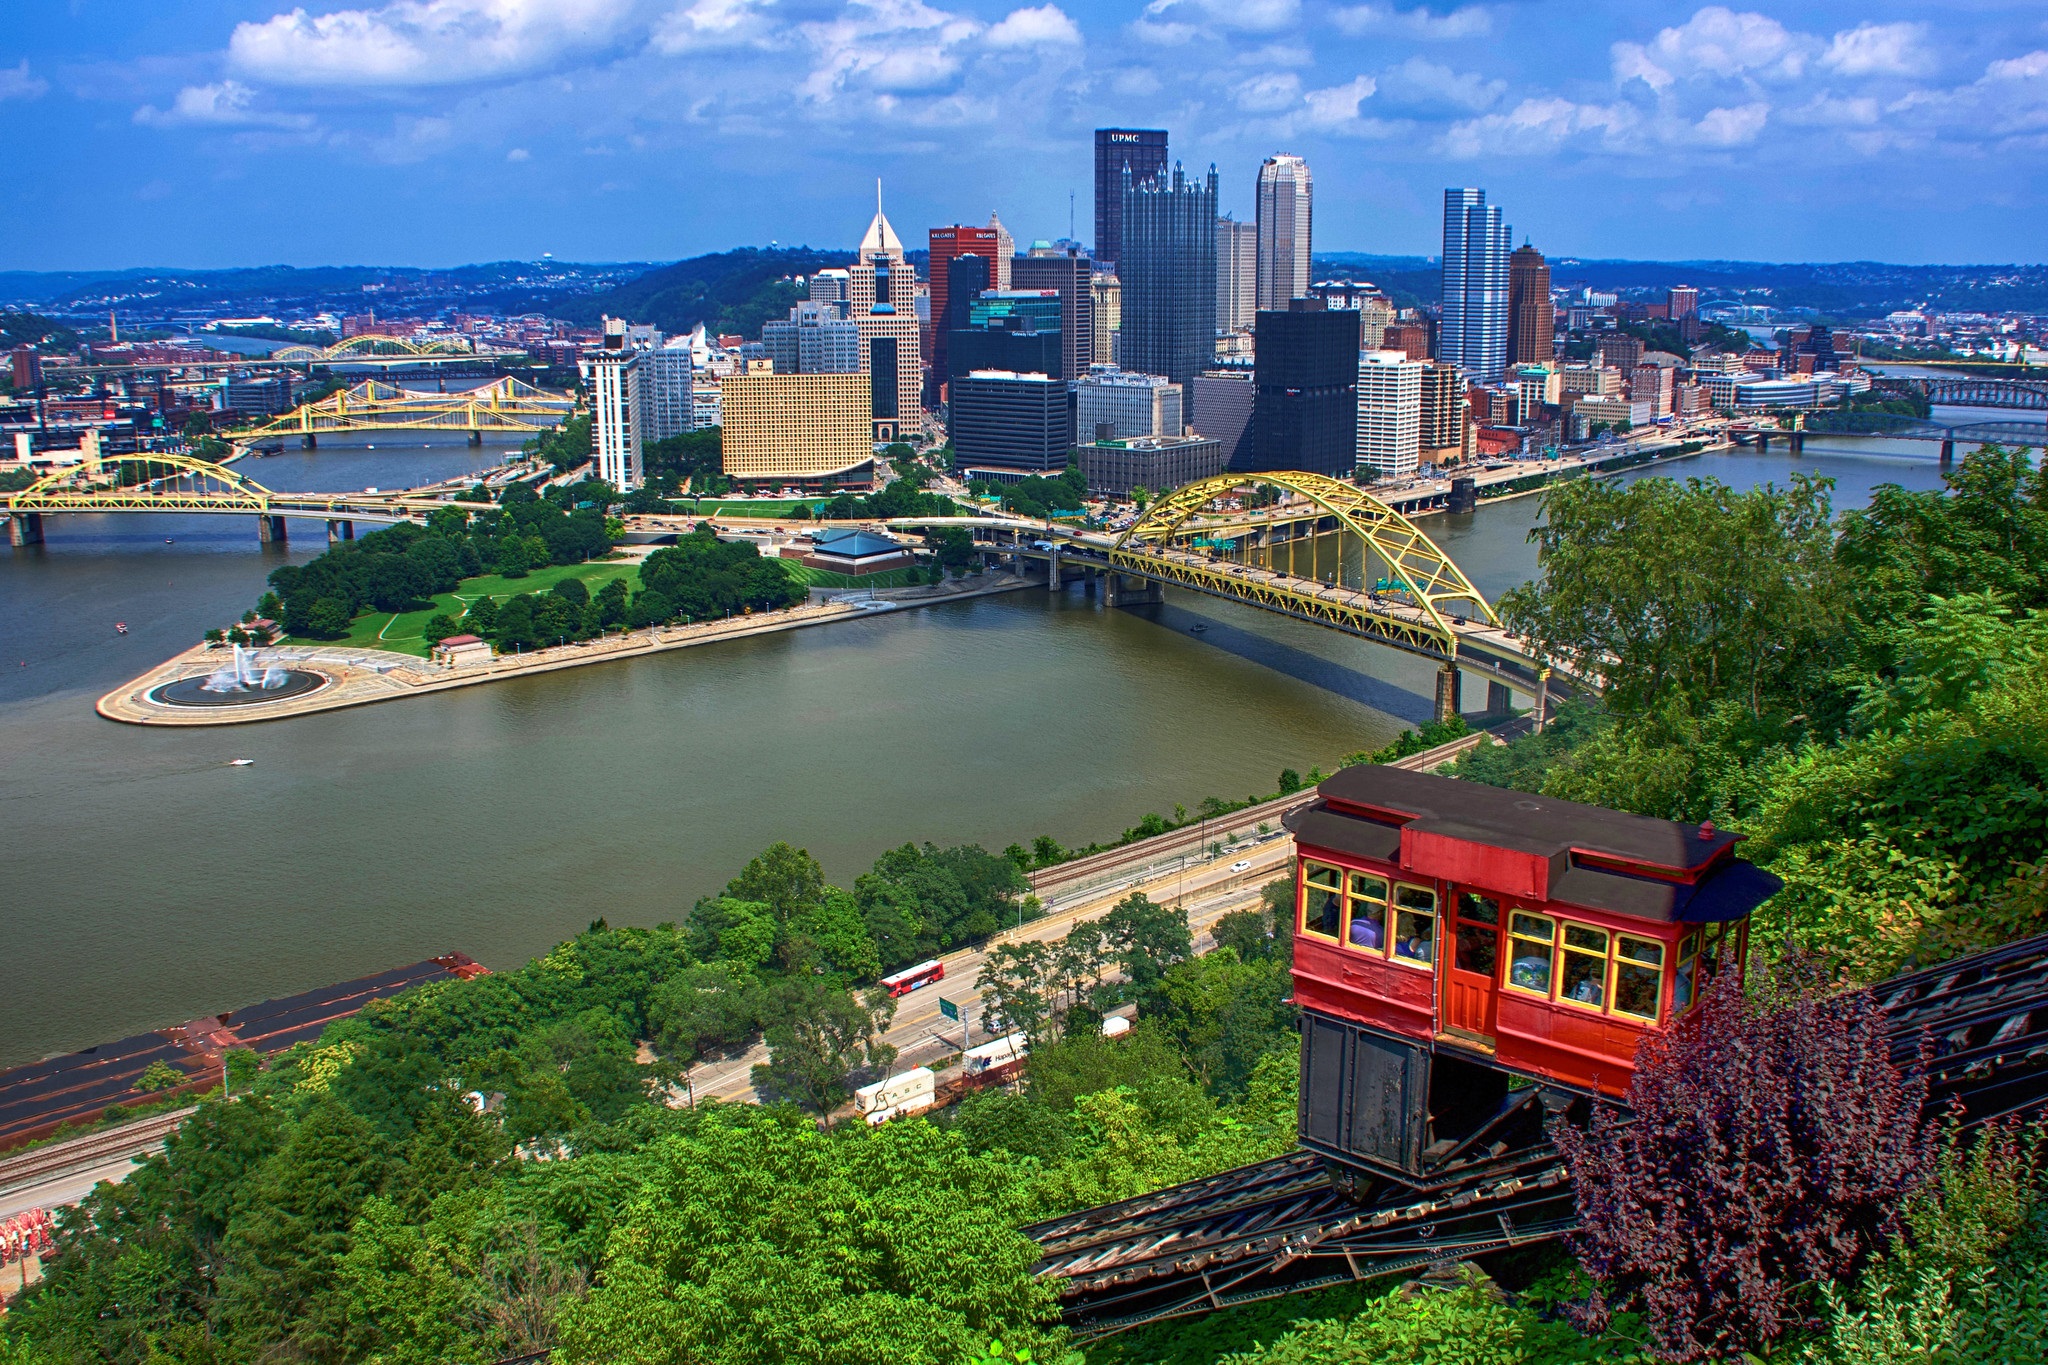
[1255,155,1313,312]
[1667,285,1699,320]
[1216,216,1257,333]
[1245,299,1358,477]
[848,184,923,442]
[1440,188,1512,383]
[1012,246,1096,386]
[589,317,641,491]
[1357,349,1423,479]
[1093,128,1169,269]
[762,301,861,377]
[638,342,695,443]
[927,224,1001,400]
[1119,161,1218,400]
[949,289,1063,380]
[1507,243,1553,368]
[1091,272,1121,367]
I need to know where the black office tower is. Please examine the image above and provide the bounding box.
[1011,249,1096,388]
[1094,128,1168,269]
[1245,300,1359,476]
[1119,161,1217,400]
[933,253,992,397]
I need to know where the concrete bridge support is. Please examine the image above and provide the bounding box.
[258,514,288,545]
[301,433,317,449]
[1102,573,1162,607]
[1048,547,1063,592]
[1788,432,1805,455]
[1755,433,1769,453]
[467,430,482,446]
[327,519,355,544]
[8,512,44,547]
[1486,679,1513,715]
[1434,664,1464,725]
[1940,437,1955,468]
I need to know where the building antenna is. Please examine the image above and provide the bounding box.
[876,177,883,217]
[1069,191,1075,242]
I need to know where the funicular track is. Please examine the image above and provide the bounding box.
[1030,932,2048,1339]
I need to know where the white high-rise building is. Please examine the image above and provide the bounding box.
[1075,365,1183,441]
[589,317,641,490]
[1357,348,1422,479]
[1216,216,1257,334]
[1440,188,1512,383]
[638,342,695,443]
[1255,155,1313,312]
[987,211,1015,289]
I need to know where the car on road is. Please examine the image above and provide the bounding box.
[1229,859,1253,873]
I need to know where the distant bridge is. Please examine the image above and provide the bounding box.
[3,450,489,547]
[234,377,575,443]
[1734,414,2047,459]
[901,471,1583,719]
[1871,374,2048,410]
[270,336,476,364]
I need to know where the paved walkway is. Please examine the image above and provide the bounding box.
[98,574,1038,727]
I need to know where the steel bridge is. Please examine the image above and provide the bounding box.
[3,450,490,547]
[233,377,575,443]
[1872,373,2048,410]
[269,336,477,364]
[923,472,1579,718]
[1733,414,2046,461]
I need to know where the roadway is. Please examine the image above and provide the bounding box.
[683,836,1297,1104]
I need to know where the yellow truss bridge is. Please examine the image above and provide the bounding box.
[270,335,476,363]
[234,377,576,442]
[3,450,490,546]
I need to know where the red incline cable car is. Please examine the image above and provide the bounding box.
[1285,765,1782,1191]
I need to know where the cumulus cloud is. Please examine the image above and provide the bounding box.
[134,80,314,128]
[1234,71,1302,112]
[1331,4,1490,41]
[0,59,50,101]
[506,145,531,160]
[986,5,1080,48]
[799,0,985,103]
[1301,73,1379,128]
[1694,102,1768,145]
[1820,22,1930,78]
[1442,96,1636,158]
[1137,0,1299,41]
[1376,55,1503,111]
[652,0,782,53]
[229,0,633,87]
[1781,92,1879,127]
[1612,7,1809,90]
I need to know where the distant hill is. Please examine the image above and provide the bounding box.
[556,247,845,338]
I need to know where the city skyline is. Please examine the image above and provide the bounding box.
[3,3,2045,270]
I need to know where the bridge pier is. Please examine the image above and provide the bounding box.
[8,512,44,547]
[327,519,355,544]
[1434,664,1463,725]
[467,430,482,446]
[1103,573,1157,607]
[1940,438,1955,468]
[1048,547,1062,592]
[1486,679,1513,716]
[257,514,288,545]
[1788,432,1805,455]
[1755,433,1768,453]
[302,433,317,449]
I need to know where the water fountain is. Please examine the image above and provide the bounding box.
[148,643,328,708]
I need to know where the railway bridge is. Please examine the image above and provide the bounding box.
[895,471,1582,720]
[1734,413,2048,461]
[1870,373,2048,410]
[2,450,490,547]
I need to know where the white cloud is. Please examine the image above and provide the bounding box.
[799,0,985,103]
[1694,101,1768,145]
[0,59,49,101]
[1781,92,1879,127]
[506,145,531,160]
[134,80,314,128]
[1234,71,1302,112]
[1301,73,1379,128]
[1987,50,2048,82]
[1611,7,1810,91]
[229,0,632,87]
[1376,55,1503,111]
[986,5,1080,49]
[1442,96,1637,158]
[1820,23,1931,78]
[652,0,782,54]
[1331,4,1490,41]
[1139,0,1299,38]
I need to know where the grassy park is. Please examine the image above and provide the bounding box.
[326,561,643,657]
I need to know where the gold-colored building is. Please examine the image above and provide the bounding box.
[720,370,874,488]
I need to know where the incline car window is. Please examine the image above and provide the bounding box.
[1302,862,1343,942]
[1346,872,1389,953]
[1391,884,1437,968]
[1455,893,1500,976]
[1507,912,1555,994]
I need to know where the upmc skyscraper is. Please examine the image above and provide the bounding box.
[1094,129,1169,270]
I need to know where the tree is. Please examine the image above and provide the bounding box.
[979,940,1055,1042]
[749,981,898,1117]
[135,1059,187,1092]
[1096,894,1193,999]
[1557,957,1930,1360]
[306,596,354,638]
[725,841,827,925]
[1277,767,1303,793]
[422,613,462,644]
[1498,474,1841,721]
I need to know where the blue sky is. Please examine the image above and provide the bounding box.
[3,1,2045,270]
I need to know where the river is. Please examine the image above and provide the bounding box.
[0,436,1959,1067]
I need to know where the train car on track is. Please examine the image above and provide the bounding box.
[1286,765,1782,1190]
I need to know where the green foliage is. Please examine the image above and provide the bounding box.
[1342,716,1470,767]
[969,462,1089,520]
[558,247,844,336]
[634,524,806,623]
[133,1059,186,1093]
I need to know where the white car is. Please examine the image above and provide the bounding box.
[1229,859,1253,873]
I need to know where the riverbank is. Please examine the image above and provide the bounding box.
[96,572,1040,726]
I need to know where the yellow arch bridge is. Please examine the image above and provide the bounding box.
[3,450,491,547]
[236,377,576,443]
[925,471,1586,717]
[270,336,478,364]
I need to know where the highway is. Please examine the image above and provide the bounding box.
[684,836,1297,1104]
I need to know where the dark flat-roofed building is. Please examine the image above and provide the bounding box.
[949,369,1071,475]
[1078,433,1225,498]
[1244,299,1359,476]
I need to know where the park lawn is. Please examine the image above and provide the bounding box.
[677,498,819,518]
[329,560,643,657]
[779,563,927,590]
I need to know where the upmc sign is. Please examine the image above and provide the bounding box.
[1108,133,1141,143]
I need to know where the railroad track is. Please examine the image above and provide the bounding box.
[0,1109,194,1197]
[1033,932,2048,1339]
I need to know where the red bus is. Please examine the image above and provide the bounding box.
[880,959,944,997]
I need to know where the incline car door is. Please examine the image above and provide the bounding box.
[1442,891,1502,1042]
